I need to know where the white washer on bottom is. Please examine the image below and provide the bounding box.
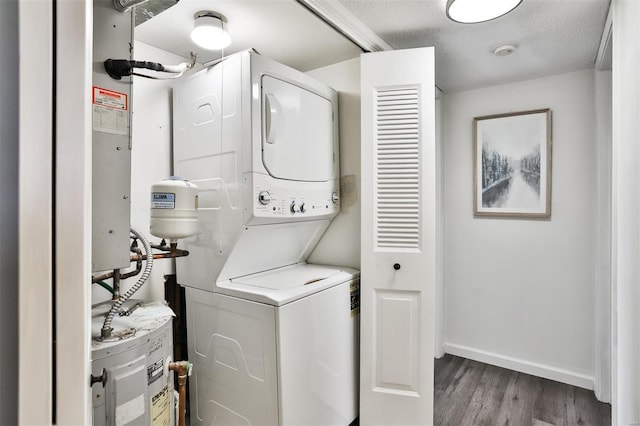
[185,263,360,426]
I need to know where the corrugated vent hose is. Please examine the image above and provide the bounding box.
[101,227,153,339]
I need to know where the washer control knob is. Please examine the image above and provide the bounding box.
[299,203,306,213]
[290,201,296,214]
[258,191,271,205]
[331,192,339,204]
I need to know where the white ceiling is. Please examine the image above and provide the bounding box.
[134,0,611,93]
[134,0,363,73]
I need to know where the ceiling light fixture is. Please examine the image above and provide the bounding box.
[191,11,231,50]
[446,0,523,24]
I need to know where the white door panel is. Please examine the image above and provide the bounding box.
[360,47,436,425]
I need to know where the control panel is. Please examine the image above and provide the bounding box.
[254,188,339,217]
[252,174,339,220]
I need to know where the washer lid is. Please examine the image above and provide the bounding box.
[231,263,341,290]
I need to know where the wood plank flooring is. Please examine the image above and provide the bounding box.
[434,354,611,426]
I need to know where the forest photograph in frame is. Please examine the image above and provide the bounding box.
[473,109,552,218]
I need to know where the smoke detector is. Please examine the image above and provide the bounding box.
[493,43,517,56]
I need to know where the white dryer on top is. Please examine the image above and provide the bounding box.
[173,49,341,290]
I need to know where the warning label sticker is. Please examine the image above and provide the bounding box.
[92,86,128,135]
[350,280,360,317]
[150,384,171,426]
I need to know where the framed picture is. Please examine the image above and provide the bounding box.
[473,109,552,218]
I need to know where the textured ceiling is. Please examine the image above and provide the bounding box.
[339,0,611,92]
[134,0,610,93]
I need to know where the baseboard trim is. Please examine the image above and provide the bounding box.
[444,343,594,390]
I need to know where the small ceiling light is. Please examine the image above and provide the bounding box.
[191,11,231,50]
[446,0,523,24]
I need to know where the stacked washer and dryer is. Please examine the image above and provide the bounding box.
[172,50,359,425]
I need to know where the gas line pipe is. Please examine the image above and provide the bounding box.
[168,361,192,426]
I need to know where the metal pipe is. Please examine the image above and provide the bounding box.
[120,247,142,280]
[100,228,153,339]
[92,242,187,284]
[112,269,121,300]
[130,246,189,261]
[92,271,114,284]
[168,361,191,426]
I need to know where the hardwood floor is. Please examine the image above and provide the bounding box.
[434,354,611,426]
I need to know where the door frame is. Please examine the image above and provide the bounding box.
[55,0,93,422]
[18,0,54,422]
[18,0,93,423]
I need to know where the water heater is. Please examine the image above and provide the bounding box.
[91,300,174,425]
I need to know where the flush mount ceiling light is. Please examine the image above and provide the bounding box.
[191,11,231,50]
[446,0,523,24]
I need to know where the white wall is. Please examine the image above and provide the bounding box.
[92,41,190,303]
[130,42,192,301]
[443,69,598,389]
[307,58,361,270]
[0,0,19,423]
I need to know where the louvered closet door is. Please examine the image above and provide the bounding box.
[360,47,436,426]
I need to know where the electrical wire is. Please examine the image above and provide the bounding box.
[94,281,114,294]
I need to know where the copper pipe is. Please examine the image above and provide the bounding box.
[168,361,191,426]
[121,248,142,280]
[92,243,188,283]
[91,239,141,283]
[92,271,114,283]
[130,247,189,262]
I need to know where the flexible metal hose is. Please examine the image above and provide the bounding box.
[112,0,148,13]
[101,227,153,339]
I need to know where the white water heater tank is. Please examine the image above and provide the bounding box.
[150,177,198,240]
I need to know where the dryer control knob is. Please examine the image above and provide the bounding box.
[331,192,339,204]
[290,201,296,214]
[258,191,271,205]
[300,203,306,213]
